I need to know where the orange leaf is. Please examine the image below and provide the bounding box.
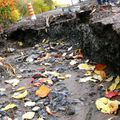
[95,64,106,71]
[35,85,50,98]
[100,70,107,80]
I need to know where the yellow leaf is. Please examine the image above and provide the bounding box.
[22,112,35,119]
[35,85,50,98]
[95,97,120,114]
[1,103,16,111]
[78,63,95,70]
[58,76,65,80]
[46,79,53,85]
[12,90,28,99]
[84,71,92,76]
[109,76,120,91]
[16,87,26,92]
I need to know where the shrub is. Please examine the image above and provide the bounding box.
[0,0,20,27]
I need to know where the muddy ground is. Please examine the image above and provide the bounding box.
[0,1,120,120]
[0,39,120,120]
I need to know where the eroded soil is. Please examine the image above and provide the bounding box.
[0,40,120,120]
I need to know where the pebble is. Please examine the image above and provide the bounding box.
[24,101,36,107]
[32,106,40,111]
[66,106,75,115]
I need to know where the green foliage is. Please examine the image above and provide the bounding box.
[15,0,59,16]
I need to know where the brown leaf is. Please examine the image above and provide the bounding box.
[100,70,107,80]
[45,106,54,115]
[3,63,16,75]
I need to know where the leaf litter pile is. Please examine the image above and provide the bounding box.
[0,39,120,120]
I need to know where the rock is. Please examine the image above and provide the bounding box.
[22,112,35,120]
[24,101,36,107]
[65,105,75,115]
[47,116,57,120]
[32,106,40,112]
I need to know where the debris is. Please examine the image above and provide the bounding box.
[22,112,35,119]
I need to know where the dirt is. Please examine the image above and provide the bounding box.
[0,1,120,120]
[0,40,120,120]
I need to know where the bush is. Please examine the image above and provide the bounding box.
[0,0,20,27]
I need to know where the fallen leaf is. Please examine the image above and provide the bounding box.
[16,87,26,92]
[22,112,35,119]
[79,76,96,83]
[58,76,65,80]
[46,79,53,85]
[84,71,92,76]
[78,63,95,70]
[43,71,59,77]
[35,85,50,98]
[5,79,20,86]
[95,64,106,71]
[92,74,103,81]
[37,117,44,120]
[108,76,120,91]
[1,103,17,111]
[94,70,107,81]
[45,106,54,115]
[3,63,16,75]
[70,60,77,65]
[33,82,41,87]
[105,91,118,99]
[105,76,113,82]
[96,97,120,114]
[65,74,72,78]
[0,57,5,61]
[12,90,28,99]
[100,71,107,80]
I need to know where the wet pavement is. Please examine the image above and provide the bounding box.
[0,40,120,120]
